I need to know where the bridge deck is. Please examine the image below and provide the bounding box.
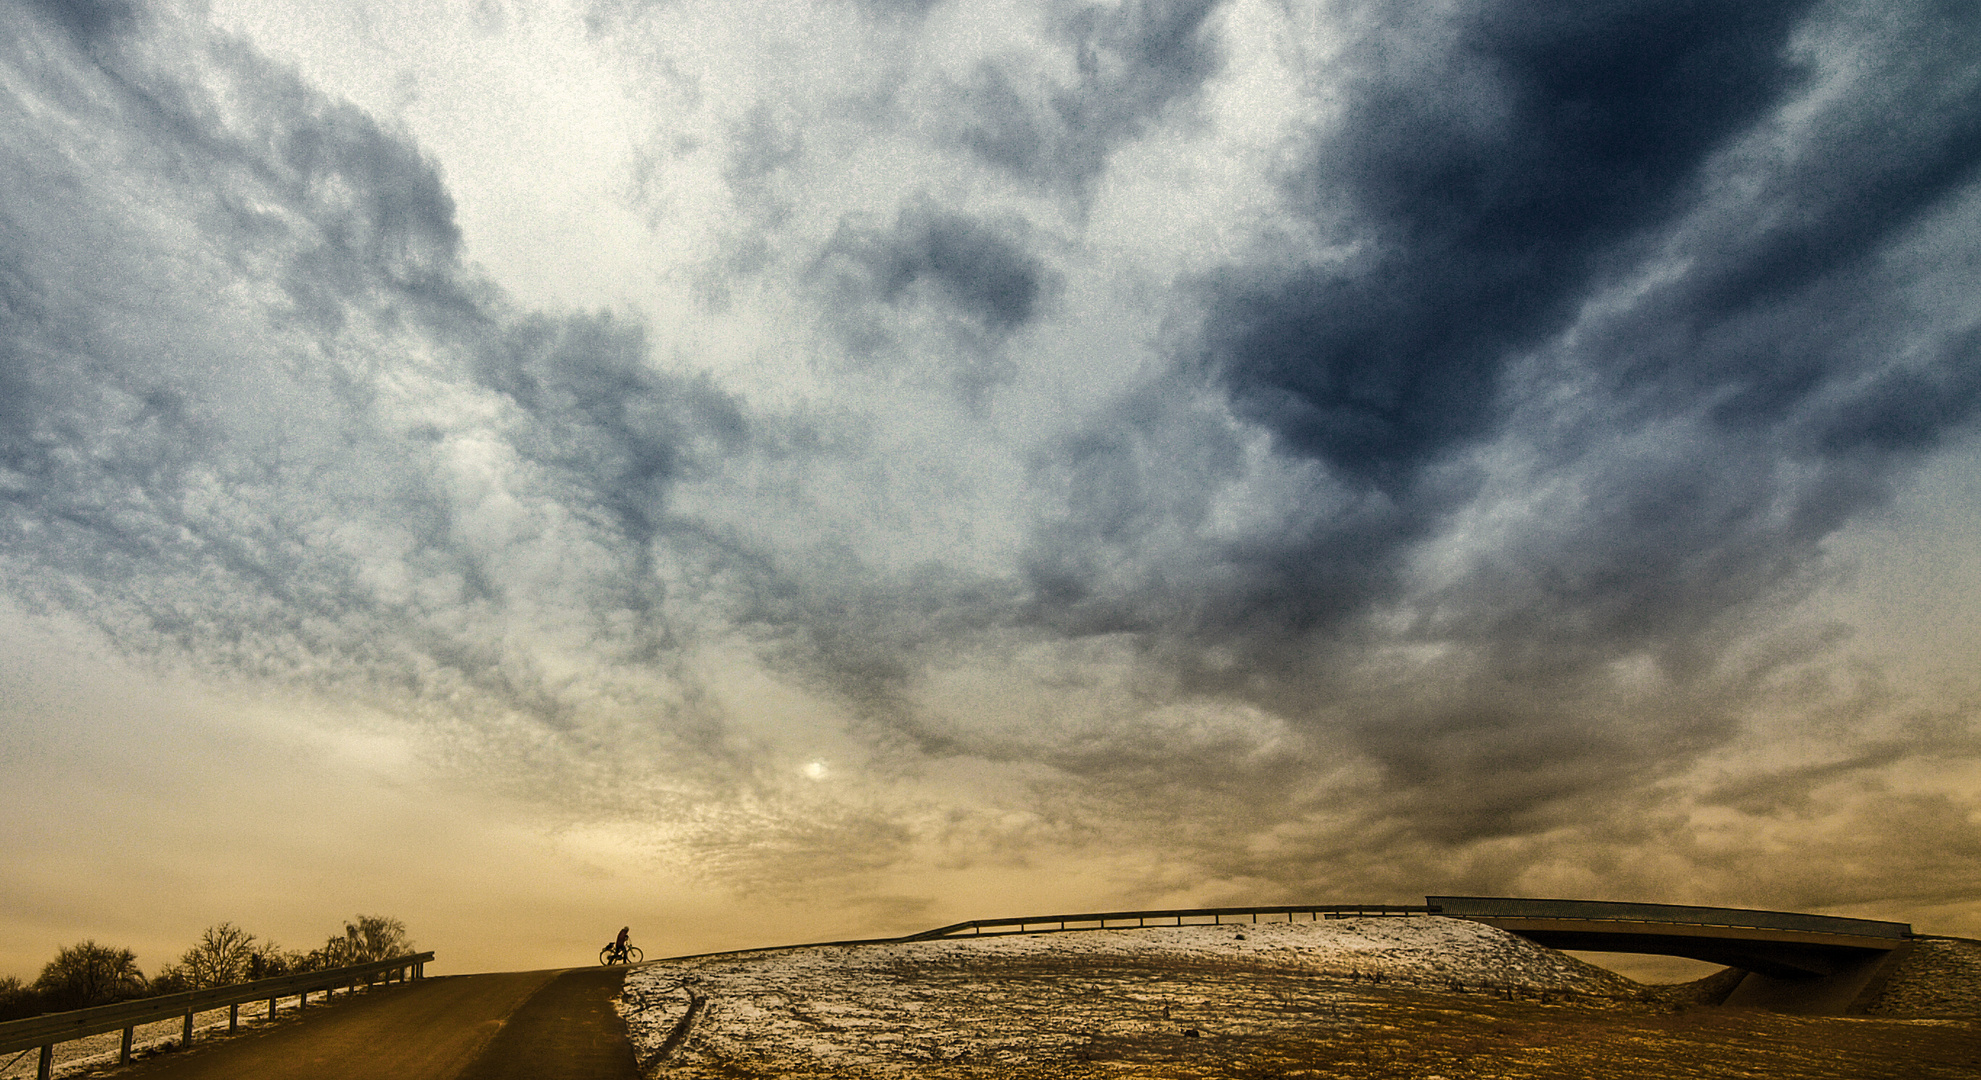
[1427,896,1911,939]
[1427,896,1914,1005]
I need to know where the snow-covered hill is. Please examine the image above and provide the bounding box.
[618,916,1641,1075]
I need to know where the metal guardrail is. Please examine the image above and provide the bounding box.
[0,951,433,1080]
[652,905,1442,964]
[1427,897,1912,939]
[900,904,1437,940]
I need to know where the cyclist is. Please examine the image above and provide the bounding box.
[610,926,631,963]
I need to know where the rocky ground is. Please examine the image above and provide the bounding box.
[617,917,1980,1079]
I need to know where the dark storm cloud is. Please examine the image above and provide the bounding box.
[1700,740,1915,816]
[264,108,467,332]
[1409,0,1981,660]
[21,0,140,44]
[723,103,804,217]
[1022,0,1836,665]
[1019,383,1422,652]
[807,200,1055,399]
[1203,0,1816,489]
[1008,0,1981,856]
[27,3,463,325]
[848,0,940,19]
[947,0,1224,199]
[818,202,1052,335]
[474,312,749,550]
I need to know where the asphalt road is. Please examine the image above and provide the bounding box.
[107,967,639,1080]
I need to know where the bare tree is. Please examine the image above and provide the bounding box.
[0,976,41,1021]
[348,914,411,962]
[247,939,303,979]
[34,941,146,1010]
[175,922,259,989]
[307,914,412,969]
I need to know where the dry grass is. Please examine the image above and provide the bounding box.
[634,954,1979,1079]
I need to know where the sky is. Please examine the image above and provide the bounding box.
[2,0,1978,981]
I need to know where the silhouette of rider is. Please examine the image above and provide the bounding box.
[612,926,631,963]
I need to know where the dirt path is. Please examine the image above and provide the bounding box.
[103,967,637,1080]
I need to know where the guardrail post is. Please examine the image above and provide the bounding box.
[182,1008,193,1047]
[229,1002,239,1033]
[268,995,277,1020]
[37,1043,51,1080]
[121,1025,133,1064]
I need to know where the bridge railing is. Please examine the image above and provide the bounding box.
[900,904,1437,940]
[653,905,1442,964]
[0,951,434,1080]
[1428,896,1912,939]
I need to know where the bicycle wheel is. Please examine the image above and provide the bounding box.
[599,945,616,966]
[625,946,643,964]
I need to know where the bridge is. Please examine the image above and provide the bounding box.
[1428,896,1914,1014]
[664,895,1917,1016]
[887,896,1917,1014]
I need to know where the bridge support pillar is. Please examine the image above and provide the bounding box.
[1722,942,1914,1015]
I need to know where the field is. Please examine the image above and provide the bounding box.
[618,919,1981,1079]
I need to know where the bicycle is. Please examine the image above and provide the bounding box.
[600,943,644,965]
